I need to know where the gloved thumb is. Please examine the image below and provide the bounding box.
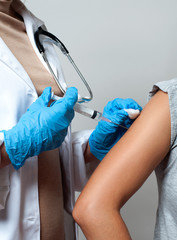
[36,87,52,107]
[28,87,52,112]
[64,87,78,109]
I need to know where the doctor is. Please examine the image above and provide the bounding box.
[0,0,141,240]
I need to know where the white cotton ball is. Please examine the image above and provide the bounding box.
[124,109,140,120]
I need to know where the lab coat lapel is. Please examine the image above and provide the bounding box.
[0,37,36,93]
[1,2,49,94]
[0,1,41,95]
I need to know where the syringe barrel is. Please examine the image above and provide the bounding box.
[51,93,102,120]
[74,103,102,121]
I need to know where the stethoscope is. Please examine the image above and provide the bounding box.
[34,26,93,104]
[34,26,139,128]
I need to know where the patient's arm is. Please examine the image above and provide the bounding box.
[73,90,171,240]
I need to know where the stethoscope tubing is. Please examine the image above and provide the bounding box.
[34,26,93,103]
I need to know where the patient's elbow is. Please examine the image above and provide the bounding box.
[72,198,96,229]
[73,195,122,233]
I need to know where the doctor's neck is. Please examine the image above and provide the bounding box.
[0,0,21,18]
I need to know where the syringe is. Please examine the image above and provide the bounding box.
[51,93,140,130]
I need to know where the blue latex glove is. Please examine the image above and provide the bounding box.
[89,98,142,160]
[2,87,78,170]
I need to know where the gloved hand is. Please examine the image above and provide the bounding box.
[89,98,142,160]
[2,87,78,170]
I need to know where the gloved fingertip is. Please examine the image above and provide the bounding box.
[125,99,142,111]
[64,87,78,108]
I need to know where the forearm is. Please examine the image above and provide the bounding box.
[84,141,99,164]
[0,143,11,168]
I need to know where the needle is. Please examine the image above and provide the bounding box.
[51,93,140,130]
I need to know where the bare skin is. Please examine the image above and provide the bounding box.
[0,143,10,168]
[73,90,171,240]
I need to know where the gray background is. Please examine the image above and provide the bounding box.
[25,0,177,239]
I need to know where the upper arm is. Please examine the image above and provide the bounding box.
[76,90,171,209]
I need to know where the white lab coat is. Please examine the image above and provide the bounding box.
[0,2,97,240]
